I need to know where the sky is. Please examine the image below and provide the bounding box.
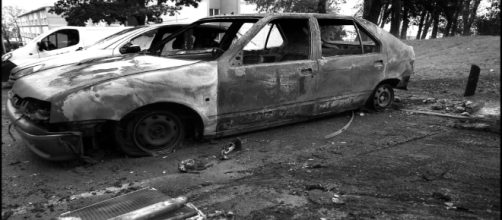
[2,0,365,14]
[2,0,490,16]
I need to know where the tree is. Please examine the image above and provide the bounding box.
[244,0,344,13]
[363,0,384,24]
[2,6,25,43]
[475,0,500,35]
[430,1,440,39]
[462,0,482,35]
[50,0,202,26]
[389,0,401,37]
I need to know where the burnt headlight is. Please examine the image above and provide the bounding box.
[12,64,43,80]
[14,96,51,121]
[2,52,12,62]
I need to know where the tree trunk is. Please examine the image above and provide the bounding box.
[389,0,401,37]
[317,0,328,13]
[430,7,440,39]
[400,3,409,39]
[416,10,427,39]
[450,0,464,36]
[363,0,383,24]
[421,12,432,39]
[463,0,481,35]
[462,0,472,35]
[379,3,391,28]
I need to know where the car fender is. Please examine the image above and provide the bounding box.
[49,61,218,134]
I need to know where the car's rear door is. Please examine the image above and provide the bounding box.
[217,17,319,134]
[314,17,385,115]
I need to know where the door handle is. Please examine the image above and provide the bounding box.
[374,60,384,69]
[299,68,314,77]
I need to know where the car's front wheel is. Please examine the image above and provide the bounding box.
[367,83,394,111]
[113,110,185,156]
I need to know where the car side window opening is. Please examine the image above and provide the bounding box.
[355,24,380,53]
[130,29,157,51]
[239,18,311,65]
[40,29,79,51]
[127,26,180,52]
[318,19,364,57]
[154,20,258,59]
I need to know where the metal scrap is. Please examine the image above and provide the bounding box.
[324,111,355,139]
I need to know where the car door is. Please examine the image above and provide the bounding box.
[37,28,81,58]
[314,18,385,115]
[217,17,319,133]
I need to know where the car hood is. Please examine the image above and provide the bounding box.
[11,49,113,79]
[13,54,202,101]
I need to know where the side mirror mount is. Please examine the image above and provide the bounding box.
[119,44,141,54]
[37,42,46,51]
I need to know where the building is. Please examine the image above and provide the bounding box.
[17,6,67,44]
[161,0,258,23]
[17,0,258,44]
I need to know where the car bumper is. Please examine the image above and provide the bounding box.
[396,75,410,90]
[6,99,84,161]
[1,60,16,82]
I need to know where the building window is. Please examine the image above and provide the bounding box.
[209,8,220,16]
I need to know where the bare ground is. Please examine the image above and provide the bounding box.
[2,35,500,219]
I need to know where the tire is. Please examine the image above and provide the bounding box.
[367,83,394,111]
[113,110,185,156]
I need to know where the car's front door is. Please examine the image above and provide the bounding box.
[217,17,319,134]
[314,18,385,115]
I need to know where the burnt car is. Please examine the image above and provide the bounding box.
[7,14,415,161]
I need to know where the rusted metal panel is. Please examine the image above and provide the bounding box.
[355,18,415,81]
[12,55,219,134]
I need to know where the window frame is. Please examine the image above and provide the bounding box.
[234,17,313,66]
[353,20,382,54]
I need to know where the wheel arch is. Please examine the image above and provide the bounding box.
[120,102,205,138]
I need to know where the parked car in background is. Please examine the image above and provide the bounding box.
[5,23,195,86]
[7,14,415,161]
[1,26,129,82]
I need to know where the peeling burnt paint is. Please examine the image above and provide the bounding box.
[48,61,218,134]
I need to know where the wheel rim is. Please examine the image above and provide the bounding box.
[134,113,180,151]
[374,86,391,108]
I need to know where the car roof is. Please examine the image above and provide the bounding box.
[200,13,355,20]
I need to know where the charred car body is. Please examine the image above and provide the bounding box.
[7,14,415,160]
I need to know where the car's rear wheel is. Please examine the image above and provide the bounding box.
[367,83,394,111]
[114,110,185,156]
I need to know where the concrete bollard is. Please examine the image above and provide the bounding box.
[464,65,480,97]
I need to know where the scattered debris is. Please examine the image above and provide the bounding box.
[432,192,452,202]
[219,138,242,160]
[331,194,345,204]
[430,103,443,110]
[444,202,473,213]
[178,159,212,173]
[305,184,326,191]
[8,161,21,166]
[452,121,495,132]
[206,210,235,220]
[325,111,355,139]
[307,190,333,205]
[2,210,13,220]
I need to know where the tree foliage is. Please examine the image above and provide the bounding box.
[476,0,500,35]
[244,0,345,13]
[2,6,25,43]
[362,0,495,39]
[50,0,201,26]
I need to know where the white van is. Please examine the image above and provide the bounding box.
[1,26,129,81]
